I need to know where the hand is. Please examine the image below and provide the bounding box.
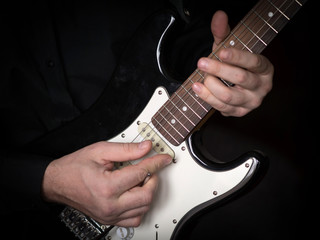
[42,141,172,227]
[192,11,274,117]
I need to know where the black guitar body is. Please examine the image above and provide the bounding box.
[29,9,268,240]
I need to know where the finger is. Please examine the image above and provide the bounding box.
[98,205,147,227]
[211,10,230,49]
[112,154,171,193]
[97,140,152,163]
[192,81,253,117]
[198,57,260,90]
[218,48,274,76]
[119,173,158,209]
[115,215,144,228]
[192,81,235,112]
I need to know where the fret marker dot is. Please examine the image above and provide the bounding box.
[230,40,235,46]
[268,12,274,18]
[182,106,187,112]
[171,119,176,124]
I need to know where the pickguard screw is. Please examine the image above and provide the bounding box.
[121,133,125,138]
[213,191,218,196]
[137,121,141,125]
[173,219,177,224]
[245,163,250,168]
[181,146,186,151]
[158,90,162,95]
[155,224,159,229]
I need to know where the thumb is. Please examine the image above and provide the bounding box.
[137,153,172,175]
[211,10,230,49]
[98,141,153,163]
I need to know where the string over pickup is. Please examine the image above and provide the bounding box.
[138,122,175,159]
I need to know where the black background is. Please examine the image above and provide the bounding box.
[0,0,315,239]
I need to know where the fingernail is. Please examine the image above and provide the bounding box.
[192,83,202,94]
[139,141,150,150]
[164,156,173,165]
[198,58,208,69]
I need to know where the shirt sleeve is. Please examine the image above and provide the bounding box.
[0,152,54,213]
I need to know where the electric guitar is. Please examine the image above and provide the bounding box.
[59,0,307,239]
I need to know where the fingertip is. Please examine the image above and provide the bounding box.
[192,82,202,94]
[163,154,173,166]
[211,10,229,43]
[197,58,208,70]
[218,48,232,61]
[138,140,152,150]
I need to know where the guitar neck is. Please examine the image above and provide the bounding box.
[152,0,307,146]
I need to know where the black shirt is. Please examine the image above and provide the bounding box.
[0,0,258,238]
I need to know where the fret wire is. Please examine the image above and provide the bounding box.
[153,99,192,141]
[160,69,208,132]
[241,0,274,50]
[240,20,268,46]
[185,70,212,111]
[236,0,278,53]
[162,105,191,133]
[180,84,209,113]
[259,0,295,39]
[230,32,253,53]
[252,10,278,33]
[156,108,185,138]
[172,92,201,120]
[239,5,272,52]
[166,96,197,126]
[151,116,180,145]
[154,76,204,139]
[278,0,302,19]
[268,0,290,20]
[177,74,212,124]
[152,0,304,145]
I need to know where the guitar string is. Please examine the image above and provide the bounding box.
[123,0,298,147]
[156,0,298,140]
[133,0,270,147]
[149,0,271,144]
[119,0,301,166]
[149,0,263,144]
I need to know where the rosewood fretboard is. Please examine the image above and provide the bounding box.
[152,0,307,146]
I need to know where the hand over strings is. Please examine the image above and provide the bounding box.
[192,10,274,117]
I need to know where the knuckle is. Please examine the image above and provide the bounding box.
[235,71,247,84]
[215,101,229,112]
[212,60,222,74]
[137,168,148,183]
[264,79,273,93]
[121,142,132,154]
[251,97,262,109]
[100,202,117,218]
[142,190,153,205]
[87,141,105,152]
[235,107,250,117]
[219,91,233,104]
[254,54,262,67]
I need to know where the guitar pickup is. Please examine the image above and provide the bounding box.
[138,122,175,159]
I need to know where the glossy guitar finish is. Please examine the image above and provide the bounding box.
[105,86,264,240]
[57,0,307,239]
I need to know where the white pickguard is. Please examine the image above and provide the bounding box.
[106,87,258,240]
